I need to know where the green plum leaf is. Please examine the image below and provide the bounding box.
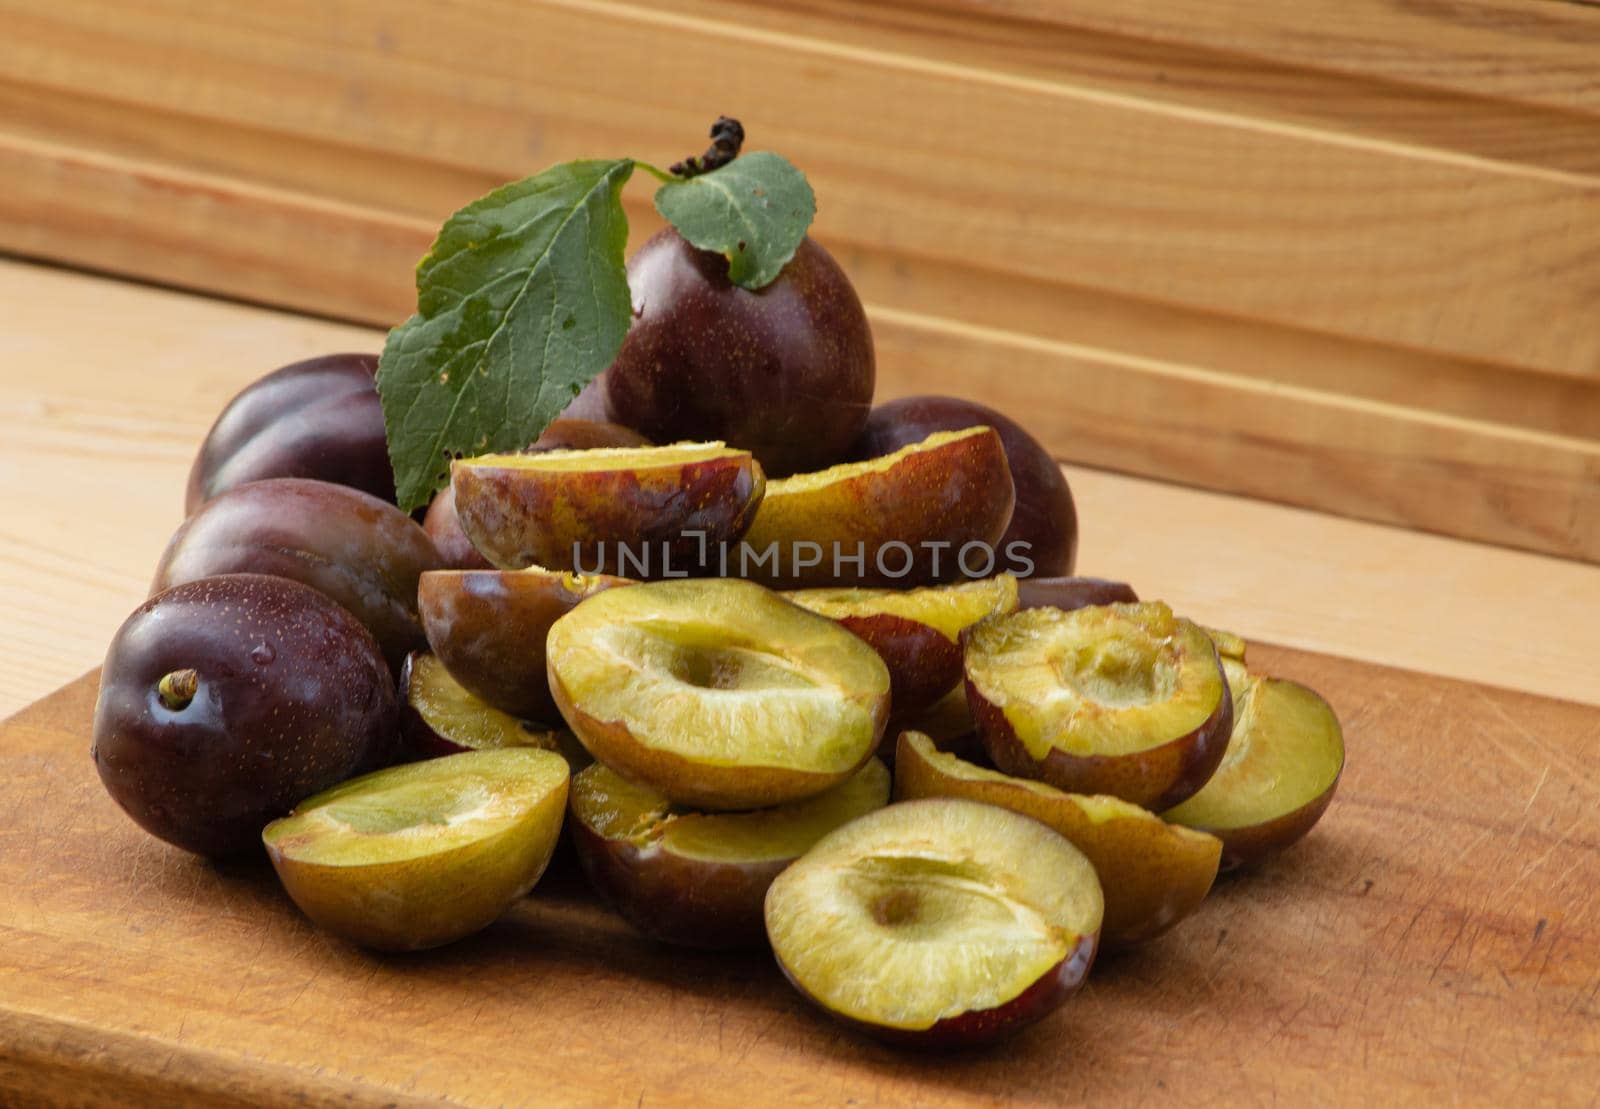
[653,152,815,290]
[377,158,635,511]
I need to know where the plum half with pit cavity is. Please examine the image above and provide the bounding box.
[546,578,889,810]
[964,602,1232,810]
[764,797,1103,1047]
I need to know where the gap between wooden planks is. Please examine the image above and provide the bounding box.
[2,256,1597,720]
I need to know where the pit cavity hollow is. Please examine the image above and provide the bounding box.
[1058,635,1176,709]
[871,888,921,927]
[643,636,819,693]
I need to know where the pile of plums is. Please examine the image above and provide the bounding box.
[93,229,1343,1047]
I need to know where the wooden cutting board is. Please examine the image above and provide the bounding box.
[2,644,1596,1106]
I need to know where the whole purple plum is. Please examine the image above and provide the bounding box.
[93,574,398,857]
[604,231,874,477]
[153,478,442,670]
[186,353,392,513]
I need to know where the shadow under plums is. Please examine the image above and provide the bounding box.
[91,803,1368,1105]
[86,827,1335,1104]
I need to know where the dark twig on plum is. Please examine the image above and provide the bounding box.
[158,668,199,711]
[669,117,745,178]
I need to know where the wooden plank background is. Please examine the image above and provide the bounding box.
[2,0,1598,560]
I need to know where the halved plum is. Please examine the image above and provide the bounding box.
[1205,626,1248,664]
[1018,576,1139,612]
[964,603,1232,810]
[547,579,890,810]
[423,420,652,571]
[1162,673,1344,871]
[400,652,569,760]
[452,442,764,575]
[569,759,890,949]
[735,427,1015,589]
[262,748,569,951]
[895,732,1219,947]
[418,565,632,721]
[764,797,1102,1047]
[850,395,1077,577]
[787,575,1017,717]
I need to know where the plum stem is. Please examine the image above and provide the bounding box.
[157,668,199,711]
[669,117,745,178]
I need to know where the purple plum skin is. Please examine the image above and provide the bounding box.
[1017,577,1138,611]
[186,353,392,513]
[422,419,651,571]
[423,485,494,571]
[605,231,875,478]
[853,396,1078,577]
[152,478,443,671]
[92,574,398,858]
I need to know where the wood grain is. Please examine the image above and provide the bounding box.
[5,257,1600,721]
[3,1,1600,561]
[715,0,1600,177]
[4,0,1599,377]
[869,303,1600,562]
[919,0,1600,117]
[0,261,380,720]
[2,654,1596,1105]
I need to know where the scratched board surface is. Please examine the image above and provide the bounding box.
[1,644,1597,1106]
